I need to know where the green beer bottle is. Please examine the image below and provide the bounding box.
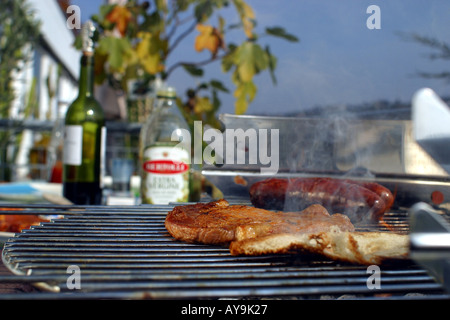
[63,21,106,205]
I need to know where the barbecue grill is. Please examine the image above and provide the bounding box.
[0,198,449,300]
[1,88,450,300]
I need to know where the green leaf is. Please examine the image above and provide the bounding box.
[141,11,164,34]
[194,0,214,22]
[99,4,115,20]
[182,64,204,77]
[155,0,168,13]
[209,80,229,93]
[252,43,268,72]
[176,0,195,12]
[211,90,221,111]
[236,42,255,82]
[196,82,209,91]
[97,36,132,72]
[73,34,83,50]
[234,42,270,81]
[265,26,299,42]
[193,0,230,22]
[221,44,237,72]
[265,45,277,84]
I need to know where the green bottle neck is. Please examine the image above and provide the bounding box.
[78,53,95,98]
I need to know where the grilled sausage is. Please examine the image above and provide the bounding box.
[249,178,393,222]
[343,180,394,212]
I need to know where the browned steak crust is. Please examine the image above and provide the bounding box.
[165,199,355,245]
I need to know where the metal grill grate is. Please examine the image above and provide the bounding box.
[1,201,450,300]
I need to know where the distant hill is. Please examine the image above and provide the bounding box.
[252,97,450,120]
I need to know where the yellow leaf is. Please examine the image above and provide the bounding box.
[237,62,254,83]
[106,5,132,36]
[136,32,165,74]
[241,2,255,38]
[235,96,247,115]
[194,96,213,114]
[194,24,224,56]
[234,81,257,114]
[233,0,255,39]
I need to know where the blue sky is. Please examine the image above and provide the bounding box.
[71,0,450,116]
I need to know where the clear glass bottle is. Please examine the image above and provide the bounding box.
[139,87,199,204]
[62,21,106,205]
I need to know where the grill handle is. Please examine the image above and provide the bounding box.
[409,202,450,292]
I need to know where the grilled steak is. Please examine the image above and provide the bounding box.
[165,199,355,245]
[229,228,409,265]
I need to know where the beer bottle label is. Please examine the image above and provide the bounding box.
[142,146,190,204]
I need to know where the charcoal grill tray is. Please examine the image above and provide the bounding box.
[1,199,449,300]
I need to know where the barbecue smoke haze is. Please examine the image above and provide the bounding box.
[280,114,386,224]
[282,178,380,224]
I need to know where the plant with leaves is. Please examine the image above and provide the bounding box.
[0,0,41,181]
[83,0,298,128]
[410,34,450,81]
[399,32,450,82]
[0,0,41,118]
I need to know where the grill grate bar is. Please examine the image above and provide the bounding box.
[0,267,432,280]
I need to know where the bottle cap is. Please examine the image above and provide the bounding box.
[81,20,96,55]
[157,86,177,99]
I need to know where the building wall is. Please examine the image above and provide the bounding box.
[9,0,80,181]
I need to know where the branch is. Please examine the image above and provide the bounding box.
[166,21,197,58]
[167,14,196,40]
[417,71,450,81]
[164,52,228,79]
